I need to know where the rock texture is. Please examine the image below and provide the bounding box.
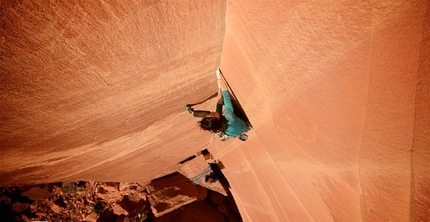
[0,182,151,221]
[213,0,430,221]
[145,172,198,217]
[0,181,240,221]
[1,0,429,222]
[0,0,226,184]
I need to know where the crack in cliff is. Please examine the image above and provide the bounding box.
[356,21,375,222]
[409,1,430,220]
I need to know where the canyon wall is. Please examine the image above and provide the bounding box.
[213,0,429,221]
[0,0,226,184]
[1,0,429,221]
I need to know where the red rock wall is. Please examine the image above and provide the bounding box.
[0,1,226,184]
[412,3,430,220]
[214,0,430,221]
[1,0,429,221]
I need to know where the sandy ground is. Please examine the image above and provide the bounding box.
[1,0,429,221]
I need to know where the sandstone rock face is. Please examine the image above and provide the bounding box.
[0,0,226,184]
[213,0,430,221]
[1,0,429,222]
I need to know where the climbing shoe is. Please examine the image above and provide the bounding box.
[185,105,194,114]
[239,133,248,141]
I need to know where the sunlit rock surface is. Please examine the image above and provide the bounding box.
[1,0,429,221]
[0,0,225,184]
[214,0,429,221]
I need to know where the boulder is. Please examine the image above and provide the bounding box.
[85,212,98,222]
[50,204,62,214]
[113,204,128,216]
[96,183,122,203]
[22,187,50,200]
[117,195,146,215]
[11,202,29,212]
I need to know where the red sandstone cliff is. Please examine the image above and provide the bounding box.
[1,0,225,184]
[1,0,429,221]
[215,0,430,221]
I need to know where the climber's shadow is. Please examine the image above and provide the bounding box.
[210,161,230,190]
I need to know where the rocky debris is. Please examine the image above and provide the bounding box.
[146,173,198,217]
[0,181,153,222]
[0,174,242,221]
[153,189,242,222]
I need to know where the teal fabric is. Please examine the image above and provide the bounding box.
[220,90,248,137]
[216,104,223,113]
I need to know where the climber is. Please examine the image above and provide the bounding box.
[197,69,249,141]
